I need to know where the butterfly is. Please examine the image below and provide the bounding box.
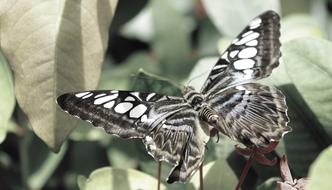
[57,10,290,183]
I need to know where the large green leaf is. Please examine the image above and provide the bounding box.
[201,0,280,37]
[0,0,118,151]
[151,0,193,79]
[281,14,326,42]
[77,167,166,190]
[306,145,332,190]
[131,69,182,96]
[20,130,68,190]
[0,51,15,143]
[283,38,332,138]
[186,159,239,190]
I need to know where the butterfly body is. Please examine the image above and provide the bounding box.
[57,10,290,183]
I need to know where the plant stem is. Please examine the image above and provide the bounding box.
[235,150,255,190]
[199,163,204,190]
[157,161,162,190]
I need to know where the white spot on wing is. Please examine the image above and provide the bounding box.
[246,40,258,46]
[235,32,259,45]
[125,96,135,101]
[238,47,257,58]
[221,51,229,61]
[104,101,115,108]
[94,94,118,105]
[243,69,254,75]
[114,102,133,114]
[75,92,90,98]
[213,64,227,70]
[229,50,239,58]
[82,93,93,99]
[130,92,141,100]
[235,86,246,91]
[146,93,155,101]
[233,59,255,70]
[95,93,106,98]
[141,114,148,122]
[129,104,147,118]
[242,30,253,37]
[250,18,262,29]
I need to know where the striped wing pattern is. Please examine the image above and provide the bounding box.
[57,90,210,182]
[201,11,281,95]
[206,83,289,147]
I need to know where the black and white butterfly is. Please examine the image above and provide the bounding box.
[57,10,290,183]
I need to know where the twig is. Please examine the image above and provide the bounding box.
[199,163,204,190]
[235,150,255,190]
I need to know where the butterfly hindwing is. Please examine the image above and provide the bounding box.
[206,83,290,147]
[201,10,281,95]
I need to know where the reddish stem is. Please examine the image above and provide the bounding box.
[157,161,162,190]
[235,150,255,190]
[199,163,204,190]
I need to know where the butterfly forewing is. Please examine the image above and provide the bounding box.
[201,11,281,95]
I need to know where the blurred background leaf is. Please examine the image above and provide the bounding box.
[77,167,166,190]
[0,0,118,152]
[0,51,15,144]
[306,145,332,190]
[201,0,280,37]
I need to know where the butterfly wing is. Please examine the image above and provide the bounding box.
[200,11,290,147]
[57,90,210,182]
[206,83,290,147]
[201,10,281,95]
[144,108,210,183]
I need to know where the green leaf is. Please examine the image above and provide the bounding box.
[131,69,182,96]
[107,138,146,169]
[281,14,326,42]
[0,51,15,144]
[0,0,118,151]
[186,159,238,190]
[185,57,218,91]
[77,167,166,190]
[120,6,154,42]
[306,145,332,190]
[151,0,193,79]
[69,120,110,142]
[20,131,68,190]
[280,0,311,16]
[99,53,159,91]
[257,177,279,190]
[283,38,332,138]
[202,0,280,37]
[278,85,323,176]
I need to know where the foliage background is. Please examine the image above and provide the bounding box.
[0,0,332,189]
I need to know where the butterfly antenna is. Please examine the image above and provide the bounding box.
[131,74,184,89]
[185,71,210,87]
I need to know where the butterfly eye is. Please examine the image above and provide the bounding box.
[192,96,203,105]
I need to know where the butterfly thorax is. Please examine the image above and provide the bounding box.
[182,86,221,128]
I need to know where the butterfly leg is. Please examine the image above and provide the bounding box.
[157,161,162,190]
